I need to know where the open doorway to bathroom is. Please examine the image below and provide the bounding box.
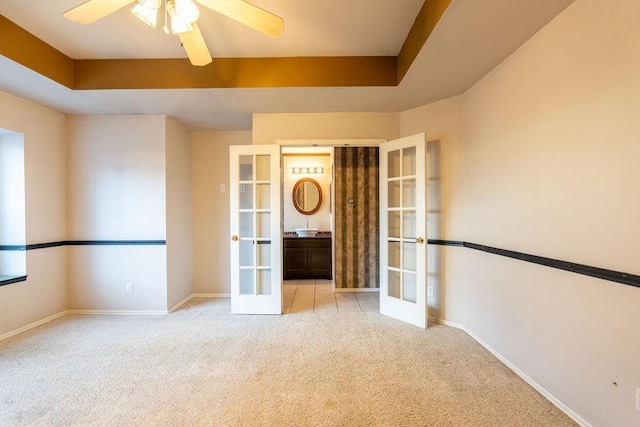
[280,143,382,314]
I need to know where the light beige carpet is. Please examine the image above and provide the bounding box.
[0,298,575,426]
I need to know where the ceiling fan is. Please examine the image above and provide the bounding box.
[63,0,285,66]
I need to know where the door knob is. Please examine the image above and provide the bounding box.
[231,235,238,241]
[416,237,425,244]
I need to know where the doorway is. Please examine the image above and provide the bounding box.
[281,144,383,290]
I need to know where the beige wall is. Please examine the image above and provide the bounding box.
[460,0,640,424]
[65,115,168,311]
[191,131,251,294]
[0,90,67,337]
[166,117,193,309]
[253,112,400,145]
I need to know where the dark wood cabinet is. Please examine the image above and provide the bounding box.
[283,237,332,280]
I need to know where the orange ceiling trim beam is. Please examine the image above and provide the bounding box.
[397,0,453,84]
[0,15,74,88]
[0,1,450,90]
[73,56,397,90]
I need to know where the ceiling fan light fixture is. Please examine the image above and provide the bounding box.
[174,0,200,24]
[171,19,194,34]
[132,0,161,28]
[167,0,195,34]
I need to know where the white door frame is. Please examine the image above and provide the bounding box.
[231,136,428,327]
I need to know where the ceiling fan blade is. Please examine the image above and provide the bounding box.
[196,0,284,37]
[64,0,136,24]
[178,23,213,66]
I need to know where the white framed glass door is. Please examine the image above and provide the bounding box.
[379,134,427,328]
[229,145,282,314]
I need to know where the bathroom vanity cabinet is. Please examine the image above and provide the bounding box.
[283,237,332,280]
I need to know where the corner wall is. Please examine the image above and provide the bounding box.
[166,118,193,308]
[400,96,465,324]
[191,131,251,295]
[65,115,168,312]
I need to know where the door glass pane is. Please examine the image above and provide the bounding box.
[402,242,416,271]
[403,272,417,303]
[239,240,254,267]
[388,241,400,268]
[239,212,254,238]
[239,155,253,181]
[388,270,401,299]
[239,269,255,295]
[256,212,271,238]
[388,150,401,178]
[257,241,271,267]
[403,211,416,239]
[388,211,401,238]
[258,269,271,295]
[403,146,416,176]
[256,183,270,210]
[403,178,416,208]
[239,183,253,209]
[256,155,270,181]
[388,180,400,208]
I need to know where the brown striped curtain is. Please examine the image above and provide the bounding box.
[334,147,379,288]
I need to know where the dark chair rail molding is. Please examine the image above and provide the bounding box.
[428,239,640,289]
[0,240,166,251]
[0,241,165,287]
[3,239,637,289]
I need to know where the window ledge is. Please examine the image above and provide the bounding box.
[0,275,27,287]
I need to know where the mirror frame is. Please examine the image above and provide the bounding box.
[292,178,323,215]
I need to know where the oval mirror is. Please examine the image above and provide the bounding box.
[293,178,322,215]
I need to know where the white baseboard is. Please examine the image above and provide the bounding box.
[427,316,464,329]
[429,317,591,427]
[0,311,68,341]
[168,294,194,313]
[66,309,168,315]
[192,293,231,298]
[1,294,226,341]
[334,288,380,293]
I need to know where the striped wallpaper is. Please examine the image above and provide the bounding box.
[334,147,380,289]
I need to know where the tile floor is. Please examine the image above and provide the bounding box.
[282,279,380,314]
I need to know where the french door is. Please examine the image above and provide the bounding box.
[229,145,282,314]
[379,134,428,328]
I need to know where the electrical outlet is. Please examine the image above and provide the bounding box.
[219,184,225,193]
[635,386,640,412]
[427,286,434,297]
[125,282,133,293]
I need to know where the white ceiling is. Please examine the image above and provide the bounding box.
[0,0,575,131]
